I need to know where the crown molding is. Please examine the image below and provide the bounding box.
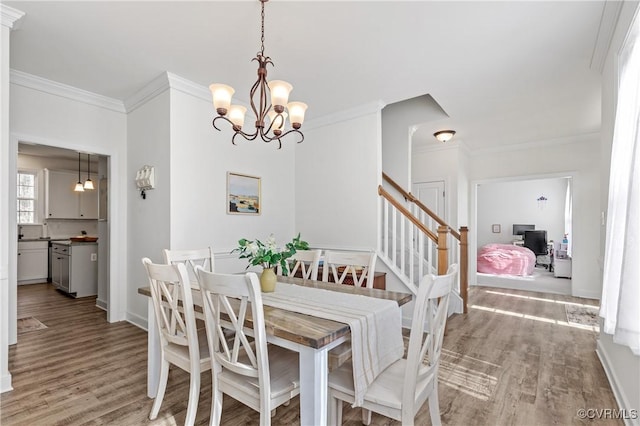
[590,1,625,73]
[304,100,386,131]
[1,4,25,30]
[123,72,170,113]
[10,69,125,113]
[166,72,210,103]
[468,132,599,157]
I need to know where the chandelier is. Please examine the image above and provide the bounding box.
[210,0,307,149]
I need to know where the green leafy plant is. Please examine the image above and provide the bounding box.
[233,233,309,274]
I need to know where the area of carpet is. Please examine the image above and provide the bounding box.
[17,316,48,334]
[565,304,599,328]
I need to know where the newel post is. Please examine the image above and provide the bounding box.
[459,226,469,313]
[437,225,449,276]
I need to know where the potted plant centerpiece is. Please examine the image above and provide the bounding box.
[233,233,309,292]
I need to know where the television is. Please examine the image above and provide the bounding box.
[513,224,535,237]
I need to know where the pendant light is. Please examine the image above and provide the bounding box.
[74,152,85,192]
[83,153,94,190]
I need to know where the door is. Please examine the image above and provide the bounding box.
[412,181,445,272]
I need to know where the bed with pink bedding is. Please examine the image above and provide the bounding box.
[477,243,536,276]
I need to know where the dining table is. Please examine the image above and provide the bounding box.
[138,275,412,426]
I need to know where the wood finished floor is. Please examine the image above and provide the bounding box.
[1,283,620,425]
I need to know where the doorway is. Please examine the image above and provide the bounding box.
[472,175,573,295]
[11,141,111,344]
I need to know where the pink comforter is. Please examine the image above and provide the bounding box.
[477,244,535,276]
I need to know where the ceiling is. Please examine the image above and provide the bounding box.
[6,1,607,151]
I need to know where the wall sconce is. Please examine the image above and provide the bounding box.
[136,165,155,199]
[433,130,456,143]
[537,195,548,210]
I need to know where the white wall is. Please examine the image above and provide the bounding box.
[476,177,569,248]
[168,88,296,257]
[126,90,171,326]
[597,1,640,421]
[295,110,381,251]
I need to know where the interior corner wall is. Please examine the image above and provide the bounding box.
[383,96,448,189]
[597,0,640,419]
[295,111,381,251]
[467,137,601,299]
[126,90,171,325]
[168,88,295,270]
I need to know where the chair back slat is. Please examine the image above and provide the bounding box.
[163,247,214,283]
[322,250,377,288]
[196,268,269,383]
[142,258,198,350]
[280,249,322,280]
[403,264,458,405]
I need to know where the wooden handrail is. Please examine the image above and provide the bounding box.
[382,172,461,241]
[378,186,439,242]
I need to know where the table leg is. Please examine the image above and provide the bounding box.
[298,345,328,426]
[147,297,160,398]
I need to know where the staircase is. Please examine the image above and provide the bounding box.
[378,172,469,313]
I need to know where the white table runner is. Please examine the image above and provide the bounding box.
[262,282,404,406]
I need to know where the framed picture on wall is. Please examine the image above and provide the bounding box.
[227,172,261,215]
[492,224,501,233]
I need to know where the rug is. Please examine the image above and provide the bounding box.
[565,304,599,328]
[17,316,48,334]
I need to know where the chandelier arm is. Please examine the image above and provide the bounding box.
[212,115,233,131]
[248,73,263,123]
[276,129,304,144]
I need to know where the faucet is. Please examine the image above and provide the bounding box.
[18,225,24,240]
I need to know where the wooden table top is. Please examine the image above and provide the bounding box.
[138,275,412,349]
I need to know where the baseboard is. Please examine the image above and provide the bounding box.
[95,298,107,311]
[0,373,13,394]
[572,288,601,300]
[596,339,639,426]
[126,311,148,332]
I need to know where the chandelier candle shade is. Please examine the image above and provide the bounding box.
[83,153,94,190]
[210,0,307,149]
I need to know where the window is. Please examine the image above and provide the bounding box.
[17,172,37,224]
[600,12,640,355]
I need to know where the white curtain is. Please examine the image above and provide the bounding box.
[600,14,640,356]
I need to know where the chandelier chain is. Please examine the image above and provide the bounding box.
[260,1,265,56]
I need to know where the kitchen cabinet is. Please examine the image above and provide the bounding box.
[17,241,48,283]
[51,242,97,297]
[45,169,99,219]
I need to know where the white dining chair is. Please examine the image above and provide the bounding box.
[328,264,459,426]
[277,249,322,280]
[163,247,214,281]
[142,258,211,426]
[321,250,377,288]
[321,250,377,370]
[195,267,300,426]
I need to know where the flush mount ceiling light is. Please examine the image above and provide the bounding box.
[433,130,456,143]
[210,0,307,149]
[74,152,84,192]
[83,153,94,190]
